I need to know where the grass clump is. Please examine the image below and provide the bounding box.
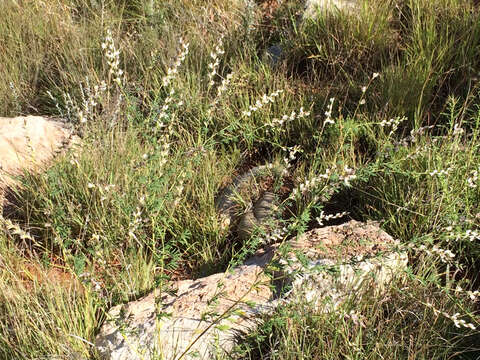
[236,274,479,360]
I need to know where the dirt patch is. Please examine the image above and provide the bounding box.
[14,262,84,294]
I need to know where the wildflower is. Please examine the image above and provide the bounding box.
[465,229,480,242]
[47,90,63,116]
[77,110,87,124]
[104,184,115,192]
[62,92,75,120]
[154,124,172,173]
[339,166,356,187]
[9,81,19,102]
[158,89,176,121]
[101,29,124,86]
[69,157,80,167]
[173,173,187,207]
[407,125,435,144]
[454,285,480,301]
[128,206,143,242]
[162,38,189,88]
[2,218,34,243]
[344,310,366,328]
[208,72,234,117]
[453,123,464,136]
[324,97,335,125]
[282,145,302,175]
[425,302,476,330]
[264,225,289,244]
[269,106,311,132]
[379,116,406,136]
[467,170,478,188]
[446,228,480,243]
[216,72,233,97]
[405,243,455,263]
[208,36,225,87]
[69,76,109,126]
[290,166,335,198]
[428,168,452,177]
[316,211,349,226]
[242,89,283,117]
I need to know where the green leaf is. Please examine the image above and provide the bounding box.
[73,253,86,275]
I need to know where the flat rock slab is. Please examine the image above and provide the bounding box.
[0,115,73,201]
[96,264,273,360]
[95,221,407,360]
[303,0,360,19]
[96,292,157,360]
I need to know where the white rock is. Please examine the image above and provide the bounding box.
[303,0,360,19]
[96,263,273,360]
[95,292,157,360]
[0,115,73,201]
[95,221,407,360]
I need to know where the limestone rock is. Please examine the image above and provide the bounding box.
[303,0,360,19]
[0,115,73,201]
[95,292,157,360]
[279,221,407,308]
[96,262,273,360]
[155,263,273,359]
[95,221,407,360]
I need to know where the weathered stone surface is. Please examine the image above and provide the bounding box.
[0,115,73,201]
[303,0,360,19]
[95,292,157,360]
[155,263,273,359]
[280,222,407,308]
[96,262,273,360]
[95,221,407,360]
